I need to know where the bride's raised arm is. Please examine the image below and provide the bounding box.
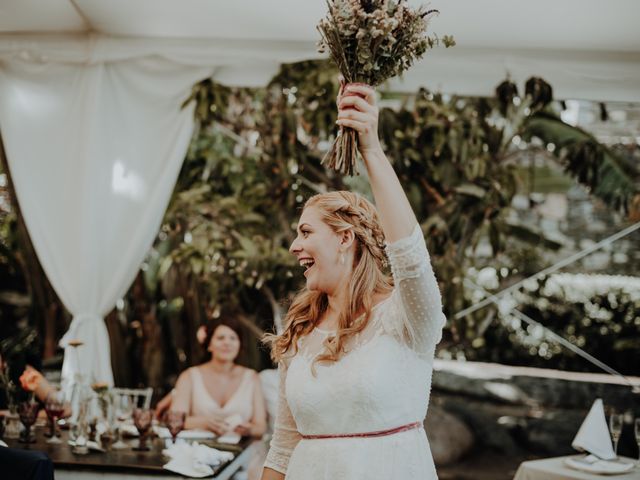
[336,84,417,243]
[337,84,446,357]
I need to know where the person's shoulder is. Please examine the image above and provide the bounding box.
[239,366,260,380]
[240,366,258,376]
[371,290,396,314]
[178,366,199,381]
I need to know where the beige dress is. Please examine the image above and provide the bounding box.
[174,366,259,423]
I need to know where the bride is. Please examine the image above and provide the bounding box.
[261,84,447,479]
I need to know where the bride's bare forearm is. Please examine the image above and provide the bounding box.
[336,84,418,242]
[363,147,417,243]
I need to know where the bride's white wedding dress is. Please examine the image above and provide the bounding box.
[264,224,447,479]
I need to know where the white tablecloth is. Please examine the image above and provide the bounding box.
[514,455,640,480]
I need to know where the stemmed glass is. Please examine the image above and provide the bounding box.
[112,394,133,450]
[132,408,153,451]
[86,394,105,444]
[18,401,40,444]
[45,389,65,444]
[609,412,623,458]
[164,410,186,444]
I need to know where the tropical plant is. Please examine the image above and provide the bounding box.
[0,140,66,365]
[469,272,640,375]
[1,61,638,385]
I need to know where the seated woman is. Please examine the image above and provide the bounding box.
[171,314,267,438]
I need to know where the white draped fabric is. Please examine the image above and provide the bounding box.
[0,33,315,87]
[0,36,214,386]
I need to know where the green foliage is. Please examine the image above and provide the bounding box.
[146,64,350,377]
[472,275,640,375]
[0,176,23,292]
[377,85,560,340]
[163,138,301,304]
[523,111,640,214]
[1,60,638,382]
[183,79,234,129]
[147,64,640,375]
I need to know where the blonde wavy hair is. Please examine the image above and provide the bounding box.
[265,191,393,367]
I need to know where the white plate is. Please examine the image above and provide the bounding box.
[154,426,216,440]
[565,455,634,475]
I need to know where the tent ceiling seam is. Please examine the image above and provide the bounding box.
[67,0,93,33]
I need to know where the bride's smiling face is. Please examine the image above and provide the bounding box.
[289,206,351,294]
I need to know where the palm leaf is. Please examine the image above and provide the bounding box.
[502,220,563,250]
[523,111,639,214]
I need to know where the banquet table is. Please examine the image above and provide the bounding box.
[513,455,640,480]
[3,425,259,479]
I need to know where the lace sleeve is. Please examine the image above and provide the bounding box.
[263,360,301,474]
[385,223,446,358]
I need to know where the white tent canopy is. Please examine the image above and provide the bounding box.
[1,0,640,101]
[0,1,638,387]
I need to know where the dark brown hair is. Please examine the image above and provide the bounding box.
[203,309,245,358]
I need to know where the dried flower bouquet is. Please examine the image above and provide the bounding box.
[317,0,454,175]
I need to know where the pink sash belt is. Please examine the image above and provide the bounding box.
[301,421,421,440]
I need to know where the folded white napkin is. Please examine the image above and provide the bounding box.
[565,455,634,474]
[0,440,7,447]
[163,459,213,478]
[571,398,616,460]
[162,441,234,478]
[225,413,243,431]
[216,414,243,443]
[66,439,106,452]
[217,432,241,444]
[119,422,139,437]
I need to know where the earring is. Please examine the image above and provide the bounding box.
[340,252,346,265]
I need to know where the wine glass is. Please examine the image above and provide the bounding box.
[132,408,153,451]
[112,393,133,450]
[45,389,65,444]
[164,410,186,444]
[85,394,103,444]
[18,401,40,444]
[609,412,623,457]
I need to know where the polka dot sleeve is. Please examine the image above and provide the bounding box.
[385,223,447,358]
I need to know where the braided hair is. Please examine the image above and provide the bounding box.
[266,191,394,367]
